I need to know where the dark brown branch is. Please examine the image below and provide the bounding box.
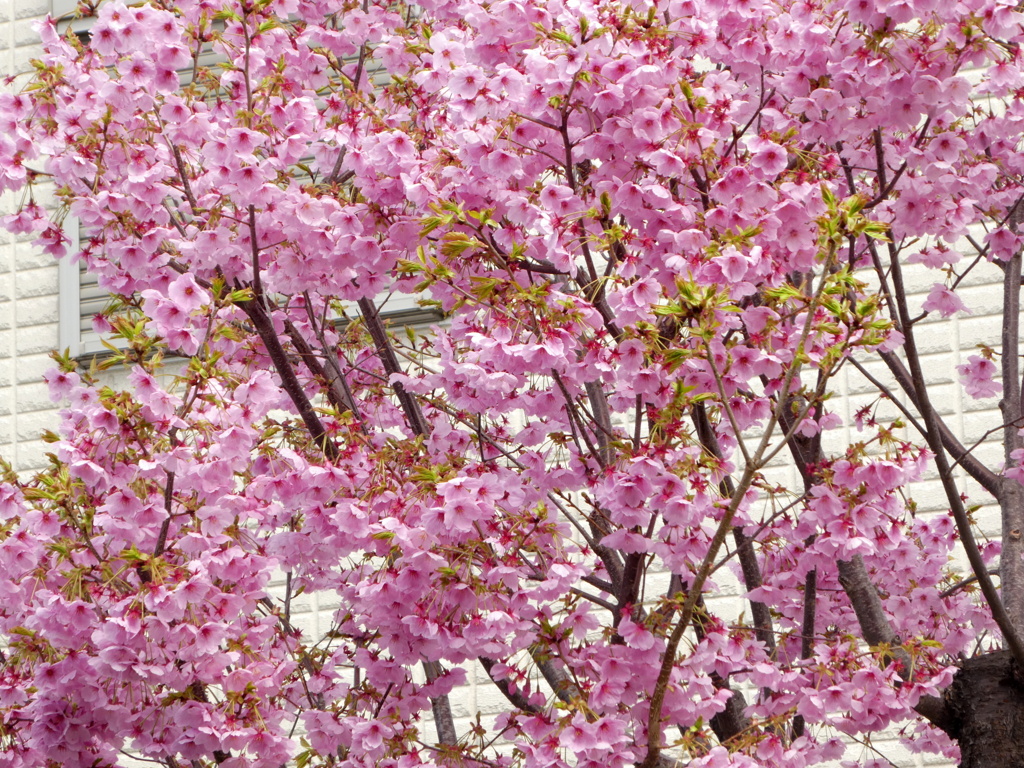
[423,661,458,746]
[615,551,644,628]
[883,240,1024,665]
[838,556,903,659]
[790,564,817,739]
[720,87,777,162]
[585,380,614,466]
[357,296,431,438]
[877,350,1001,495]
[770,379,826,740]
[939,570,998,600]
[571,587,618,612]
[530,646,582,704]
[169,143,199,214]
[355,297,463,745]
[478,657,542,714]
[151,470,176,560]
[915,693,957,736]
[691,593,751,744]
[552,370,602,463]
[862,127,911,210]
[836,556,955,734]
[732,528,776,655]
[1000,246,1024,635]
[241,299,339,460]
[694,402,776,654]
[247,206,264,300]
[284,317,365,428]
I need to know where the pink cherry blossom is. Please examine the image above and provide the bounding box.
[747,136,789,178]
[922,284,971,317]
[958,355,1001,399]
[4,0,1024,765]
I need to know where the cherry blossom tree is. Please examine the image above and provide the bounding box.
[2,0,1024,766]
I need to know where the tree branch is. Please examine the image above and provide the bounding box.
[357,296,431,437]
[241,299,339,460]
[836,556,955,734]
[876,350,1001,495]
[478,658,541,714]
[692,403,776,655]
[882,240,1024,665]
[423,661,458,746]
[1000,247,1024,635]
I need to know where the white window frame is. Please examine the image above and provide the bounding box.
[52,0,89,38]
[54,0,109,359]
[59,219,441,361]
[56,232,94,359]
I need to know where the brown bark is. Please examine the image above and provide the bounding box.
[1001,250,1024,639]
[947,652,1024,768]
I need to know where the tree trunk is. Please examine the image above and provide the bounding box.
[947,652,1024,768]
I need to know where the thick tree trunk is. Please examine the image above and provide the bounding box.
[947,652,1024,768]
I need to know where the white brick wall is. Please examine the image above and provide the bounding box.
[0,0,60,473]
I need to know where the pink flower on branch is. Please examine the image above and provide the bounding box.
[4,0,1024,765]
[921,283,970,317]
[957,355,1001,399]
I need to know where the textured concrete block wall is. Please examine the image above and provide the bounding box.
[0,0,63,473]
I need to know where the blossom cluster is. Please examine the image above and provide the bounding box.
[1,0,1023,765]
